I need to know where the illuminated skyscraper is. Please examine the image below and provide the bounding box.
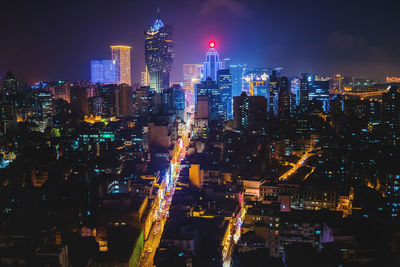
[141,67,150,86]
[217,69,233,119]
[111,45,132,86]
[202,41,222,82]
[91,60,116,84]
[144,13,174,93]
[230,64,246,97]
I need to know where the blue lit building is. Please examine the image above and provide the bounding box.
[230,64,246,97]
[196,77,226,121]
[291,78,301,105]
[162,86,185,113]
[202,41,222,82]
[91,60,116,84]
[387,173,400,219]
[305,74,330,112]
[217,69,233,119]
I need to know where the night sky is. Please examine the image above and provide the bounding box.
[1,0,400,83]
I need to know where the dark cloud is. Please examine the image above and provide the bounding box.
[200,0,247,16]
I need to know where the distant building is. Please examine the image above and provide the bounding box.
[91,60,116,84]
[332,74,344,92]
[386,76,400,83]
[202,41,222,82]
[230,64,246,97]
[217,69,233,119]
[196,77,226,121]
[278,77,296,119]
[2,71,17,94]
[242,68,272,98]
[307,75,330,112]
[233,92,267,130]
[382,86,400,125]
[299,74,310,107]
[134,87,154,116]
[70,86,89,119]
[144,13,174,93]
[140,67,149,86]
[183,64,203,89]
[183,64,203,107]
[162,86,185,118]
[111,45,132,85]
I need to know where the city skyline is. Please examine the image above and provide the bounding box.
[2,2,400,266]
[1,0,400,84]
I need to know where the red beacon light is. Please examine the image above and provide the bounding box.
[209,41,215,48]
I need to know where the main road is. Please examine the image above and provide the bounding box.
[139,107,194,267]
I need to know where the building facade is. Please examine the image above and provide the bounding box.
[202,41,222,82]
[111,46,132,86]
[144,14,174,93]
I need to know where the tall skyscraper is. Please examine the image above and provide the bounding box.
[91,60,116,84]
[144,13,174,93]
[217,69,233,119]
[202,41,222,82]
[233,92,267,131]
[299,74,310,107]
[111,45,132,86]
[196,77,225,121]
[278,77,296,119]
[230,64,246,97]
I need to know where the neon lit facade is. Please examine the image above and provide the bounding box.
[111,46,132,85]
[202,41,222,82]
[91,60,116,84]
[145,13,174,93]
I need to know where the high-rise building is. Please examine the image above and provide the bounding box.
[278,77,296,119]
[230,64,246,97]
[289,79,299,107]
[162,86,185,118]
[2,71,17,94]
[196,77,225,121]
[141,67,150,86]
[308,75,330,112]
[242,68,273,97]
[382,86,400,125]
[332,74,344,93]
[111,46,132,86]
[183,64,203,88]
[202,41,222,82]
[217,69,233,119]
[70,86,89,119]
[91,60,116,84]
[144,13,173,93]
[298,74,310,108]
[233,92,267,130]
[120,84,134,117]
[233,92,249,129]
